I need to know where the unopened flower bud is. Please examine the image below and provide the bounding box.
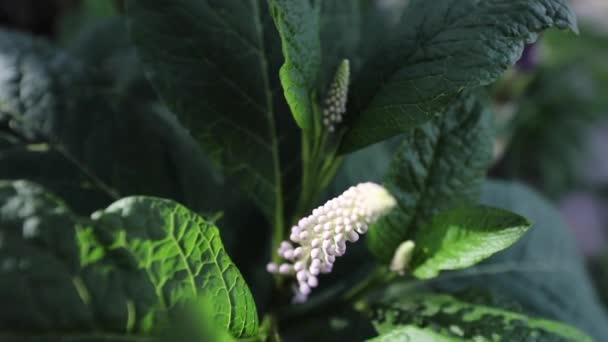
[322,59,350,132]
[390,240,416,276]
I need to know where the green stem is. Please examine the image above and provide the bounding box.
[343,267,396,303]
[258,315,281,342]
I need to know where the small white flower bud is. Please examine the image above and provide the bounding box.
[294,261,305,271]
[299,283,311,295]
[356,222,368,234]
[279,264,293,274]
[334,233,344,243]
[282,249,294,260]
[347,231,359,242]
[311,248,321,259]
[297,270,308,282]
[321,264,333,274]
[307,276,319,288]
[266,262,278,273]
[322,239,332,250]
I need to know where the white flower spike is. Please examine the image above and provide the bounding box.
[267,182,396,302]
[322,59,350,132]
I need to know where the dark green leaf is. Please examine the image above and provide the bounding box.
[0,180,157,339]
[371,294,592,341]
[341,0,578,152]
[367,94,493,263]
[269,0,321,129]
[319,1,362,88]
[281,306,376,342]
[126,0,283,219]
[319,1,406,87]
[432,181,608,340]
[66,17,157,103]
[368,326,459,342]
[92,197,259,338]
[411,205,531,279]
[0,29,221,217]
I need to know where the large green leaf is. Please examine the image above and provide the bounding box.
[92,197,259,338]
[0,29,221,217]
[367,93,493,263]
[411,205,531,279]
[269,0,321,129]
[371,294,592,341]
[0,180,254,340]
[432,181,608,340]
[126,0,284,219]
[0,180,157,339]
[341,0,578,152]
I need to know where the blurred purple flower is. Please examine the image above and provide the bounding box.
[516,43,539,72]
[559,192,607,257]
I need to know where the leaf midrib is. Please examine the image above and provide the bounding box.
[253,0,285,231]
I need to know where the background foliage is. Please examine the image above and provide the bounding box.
[1,0,608,341]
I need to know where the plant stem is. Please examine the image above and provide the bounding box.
[259,315,281,342]
[342,267,396,303]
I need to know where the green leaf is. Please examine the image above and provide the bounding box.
[0,29,222,217]
[281,306,376,342]
[92,196,259,338]
[341,0,578,152]
[411,205,531,279]
[269,0,321,129]
[0,180,157,338]
[367,93,493,263]
[368,326,460,342]
[371,294,592,342]
[319,1,362,87]
[160,296,235,342]
[432,181,608,340]
[126,0,284,219]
